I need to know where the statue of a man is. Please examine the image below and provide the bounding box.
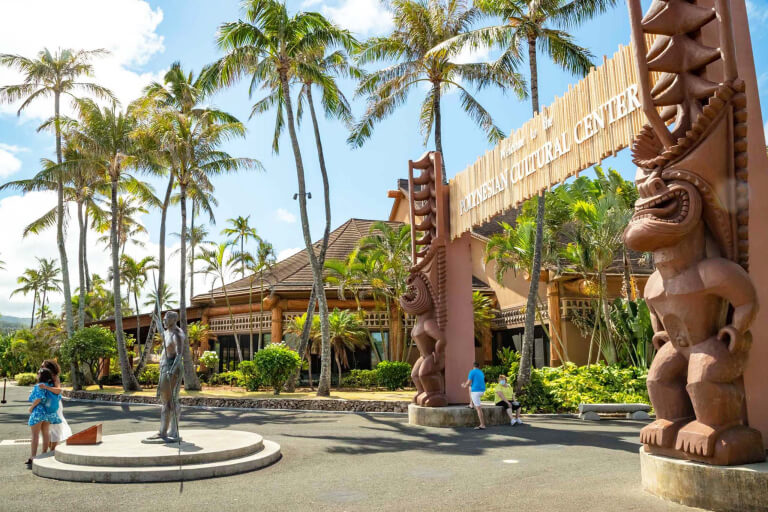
[143,311,184,443]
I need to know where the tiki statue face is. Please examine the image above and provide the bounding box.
[400,272,433,316]
[624,168,703,252]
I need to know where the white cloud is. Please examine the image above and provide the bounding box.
[275,207,297,223]
[0,0,166,122]
[277,247,301,262]
[0,191,216,318]
[764,121,768,145]
[321,0,392,36]
[301,0,323,7]
[0,144,23,178]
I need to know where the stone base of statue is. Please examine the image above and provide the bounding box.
[640,447,768,512]
[32,430,281,483]
[408,403,512,428]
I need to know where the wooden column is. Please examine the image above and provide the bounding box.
[547,281,563,365]
[271,303,283,343]
[200,309,211,352]
[481,329,492,365]
[390,302,403,361]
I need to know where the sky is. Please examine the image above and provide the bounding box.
[1,0,767,318]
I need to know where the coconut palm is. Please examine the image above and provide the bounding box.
[241,239,276,351]
[436,0,613,387]
[143,283,177,310]
[349,0,526,178]
[183,185,218,300]
[35,258,62,320]
[327,309,368,387]
[0,48,115,338]
[172,222,212,302]
[211,0,356,396]
[118,255,157,354]
[10,268,42,328]
[196,243,244,362]
[358,222,412,361]
[94,193,153,255]
[65,99,144,391]
[187,322,211,364]
[285,313,320,388]
[222,215,259,278]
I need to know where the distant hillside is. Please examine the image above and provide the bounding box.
[0,315,30,333]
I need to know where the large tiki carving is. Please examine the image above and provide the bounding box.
[400,152,449,407]
[624,0,765,464]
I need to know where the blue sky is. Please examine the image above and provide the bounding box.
[1,0,767,317]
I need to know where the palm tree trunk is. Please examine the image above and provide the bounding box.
[179,182,202,389]
[258,276,264,350]
[622,247,633,300]
[134,290,141,355]
[111,178,139,391]
[517,192,545,392]
[248,275,254,355]
[41,290,47,320]
[599,271,616,363]
[335,351,342,389]
[135,174,173,378]
[432,82,447,183]
[190,201,195,301]
[53,91,74,339]
[30,290,37,329]
[278,71,331,397]
[517,37,545,392]
[84,210,91,293]
[77,201,86,329]
[222,282,243,363]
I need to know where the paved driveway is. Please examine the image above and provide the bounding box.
[0,382,698,512]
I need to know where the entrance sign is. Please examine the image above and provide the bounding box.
[450,42,655,239]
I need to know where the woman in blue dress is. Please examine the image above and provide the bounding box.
[26,367,61,466]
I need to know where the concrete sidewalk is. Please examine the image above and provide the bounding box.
[0,383,699,512]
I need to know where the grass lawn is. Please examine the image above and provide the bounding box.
[69,385,415,401]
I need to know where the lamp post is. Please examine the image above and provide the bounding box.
[1,378,6,404]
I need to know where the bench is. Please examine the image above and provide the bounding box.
[578,403,651,420]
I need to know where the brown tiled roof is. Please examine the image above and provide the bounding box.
[192,218,404,304]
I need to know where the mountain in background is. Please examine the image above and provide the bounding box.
[0,314,30,333]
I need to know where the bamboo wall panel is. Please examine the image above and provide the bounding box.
[450,42,657,239]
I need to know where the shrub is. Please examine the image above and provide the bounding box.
[61,326,116,385]
[484,363,650,413]
[481,365,506,384]
[342,369,379,388]
[14,372,37,386]
[209,371,244,387]
[238,360,263,392]
[376,361,411,391]
[252,343,301,395]
[138,364,160,386]
[98,372,122,387]
[200,351,219,374]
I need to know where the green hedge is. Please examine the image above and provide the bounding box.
[138,364,160,386]
[209,371,244,387]
[14,372,37,386]
[481,362,649,413]
[375,361,411,391]
[341,369,379,388]
[237,361,262,392]
[253,343,301,395]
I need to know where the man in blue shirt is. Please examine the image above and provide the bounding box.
[461,362,486,429]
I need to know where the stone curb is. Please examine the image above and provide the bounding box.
[63,390,411,414]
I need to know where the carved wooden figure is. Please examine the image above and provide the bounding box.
[400,152,450,407]
[624,0,765,465]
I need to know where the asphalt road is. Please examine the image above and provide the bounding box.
[0,382,698,512]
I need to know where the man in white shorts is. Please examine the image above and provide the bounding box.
[461,362,486,429]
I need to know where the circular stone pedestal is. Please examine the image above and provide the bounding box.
[639,447,768,512]
[33,430,281,483]
[408,403,511,427]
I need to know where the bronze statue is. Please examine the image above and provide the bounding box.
[401,152,449,407]
[143,311,184,444]
[624,0,765,465]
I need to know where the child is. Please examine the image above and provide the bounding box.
[26,367,61,465]
[495,375,523,426]
[38,360,72,449]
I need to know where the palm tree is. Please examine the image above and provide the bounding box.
[94,193,153,255]
[173,222,212,302]
[248,239,276,350]
[473,291,496,345]
[359,222,412,361]
[0,48,114,338]
[349,0,526,178]
[222,215,259,278]
[67,98,143,391]
[196,243,244,362]
[327,309,369,387]
[285,313,320,389]
[35,258,62,320]
[183,185,217,300]
[187,322,212,364]
[10,268,42,327]
[212,0,355,396]
[143,283,177,310]
[118,255,157,354]
[438,0,613,387]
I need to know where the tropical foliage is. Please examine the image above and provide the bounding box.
[252,342,302,395]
